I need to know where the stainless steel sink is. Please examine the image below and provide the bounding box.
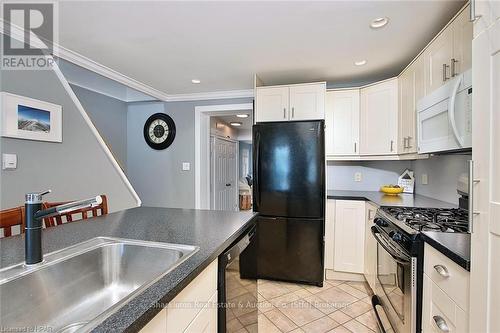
[0,237,198,332]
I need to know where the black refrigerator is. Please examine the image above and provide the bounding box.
[252,120,325,286]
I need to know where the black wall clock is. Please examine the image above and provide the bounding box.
[143,113,176,150]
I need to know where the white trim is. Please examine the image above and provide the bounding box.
[166,89,253,102]
[195,103,253,209]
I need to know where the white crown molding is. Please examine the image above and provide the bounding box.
[58,45,254,102]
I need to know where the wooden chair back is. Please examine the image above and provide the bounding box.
[42,195,108,228]
[0,206,25,238]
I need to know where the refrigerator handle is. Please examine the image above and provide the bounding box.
[253,131,260,209]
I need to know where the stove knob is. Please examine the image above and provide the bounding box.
[392,232,403,242]
[375,218,388,227]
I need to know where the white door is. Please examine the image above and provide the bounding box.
[470,11,500,333]
[423,27,454,94]
[255,86,289,122]
[333,200,366,273]
[360,78,399,155]
[325,89,360,156]
[211,136,238,211]
[289,83,326,121]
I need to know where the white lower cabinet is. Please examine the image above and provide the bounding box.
[140,260,218,333]
[422,244,469,333]
[333,200,366,274]
[363,202,377,292]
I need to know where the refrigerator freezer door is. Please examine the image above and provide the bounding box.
[253,121,325,218]
[256,216,324,285]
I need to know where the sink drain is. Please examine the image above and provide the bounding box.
[57,321,89,333]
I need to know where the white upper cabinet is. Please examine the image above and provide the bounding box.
[255,86,289,122]
[399,57,424,154]
[255,82,325,122]
[325,90,360,156]
[289,83,326,121]
[360,78,399,155]
[423,4,472,95]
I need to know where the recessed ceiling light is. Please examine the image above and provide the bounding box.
[354,60,367,66]
[236,114,249,118]
[230,122,242,127]
[370,17,389,29]
[191,79,201,84]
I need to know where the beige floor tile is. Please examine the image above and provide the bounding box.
[227,318,244,333]
[359,297,372,305]
[340,300,372,318]
[279,301,325,326]
[234,328,248,333]
[304,294,339,314]
[270,291,301,309]
[264,308,298,332]
[238,309,258,327]
[258,313,282,333]
[355,311,378,331]
[246,323,258,333]
[316,286,357,306]
[290,328,306,333]
[258,300,274,313]
[325,279,345,287]
[301,316,340,333]
[326,325,352,333]
[259,282,292,299]
[346,281,371,294]
[336,284,368,300]
[303,281,333,294]
[294,288,313,298]
[343,319,375,333]
[329,311,352,325]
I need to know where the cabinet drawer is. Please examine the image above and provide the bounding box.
[423,274,468,333]
[424,244,469,310]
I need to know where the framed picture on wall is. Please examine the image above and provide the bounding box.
[0,92,62,143]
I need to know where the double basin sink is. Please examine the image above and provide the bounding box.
[0,237,198,332]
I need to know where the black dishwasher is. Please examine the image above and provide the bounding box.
[218,223,257,332]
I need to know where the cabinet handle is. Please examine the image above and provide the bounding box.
[442,64,450,82]
[407,136,412,148]
[390,140,394,152]
[403,137,408,149]
[433,315,450,332]
[292,107,295,119]
[354,142,357,153]
[469,160,480,232]
[283,108,286,119]
[469,0,482,22]
[451,58,458,77]
[433,265,450,278]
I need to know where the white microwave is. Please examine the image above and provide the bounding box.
[417,69,472,154]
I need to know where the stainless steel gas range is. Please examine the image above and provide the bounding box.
[370,206,468,333]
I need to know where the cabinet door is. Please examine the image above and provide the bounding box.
[324,199,335,270]
[184,292,217,333]
[364,202,377,292]
[333,200,366,273]
[289,83,325,121]
[423,27,454,94]
[360,79,399,155]
[325,90,360,156]
[452,5,473,76]
[255,86,289,122]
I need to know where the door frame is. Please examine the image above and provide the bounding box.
[210,135,239,211]
[195,103,253,209]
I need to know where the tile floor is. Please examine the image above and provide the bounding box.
[256,279,381,333]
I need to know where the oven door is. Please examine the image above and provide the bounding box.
[372,227,416,333]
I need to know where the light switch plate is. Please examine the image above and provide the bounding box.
[421,174,428,185]
[354,172,362,182]
[2,153,17,170]
[182,162,190,171]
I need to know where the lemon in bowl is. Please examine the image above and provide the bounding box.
[380,185,404,195]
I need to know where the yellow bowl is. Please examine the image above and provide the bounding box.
[380,186,404,195]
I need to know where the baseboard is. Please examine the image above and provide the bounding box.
[325,269,366,282]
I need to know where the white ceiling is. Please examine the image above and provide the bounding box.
[59,1,465,95]
[217,113,254,131]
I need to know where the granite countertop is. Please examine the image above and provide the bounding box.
[0,207,257,332]
[327,190,457,208]
[421,231,471,271]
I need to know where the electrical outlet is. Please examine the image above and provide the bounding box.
[182,162,190,171]
[354,172,362,182]
[421,174,428,185]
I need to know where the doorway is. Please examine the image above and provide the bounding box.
[210,136,238,211]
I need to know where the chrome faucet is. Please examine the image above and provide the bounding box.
[24,190,103,265]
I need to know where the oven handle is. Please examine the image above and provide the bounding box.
[371,226,411,265]
[371,295,388,333]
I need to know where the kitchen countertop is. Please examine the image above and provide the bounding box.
[327,190,457,208]
[0,207,257,332]
[421,231,471,271]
